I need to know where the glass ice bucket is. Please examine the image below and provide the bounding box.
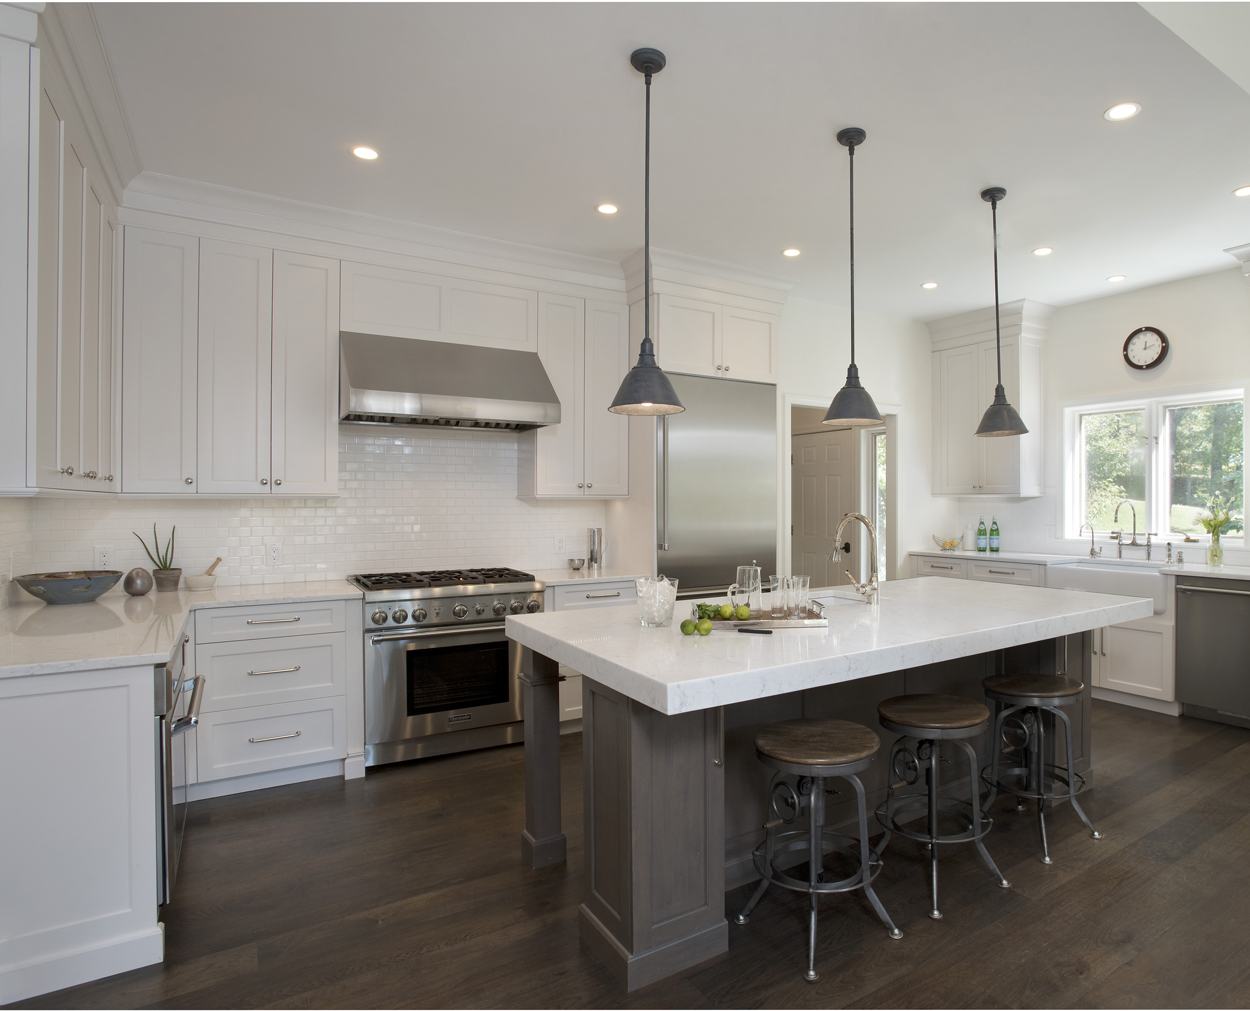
[636,576,679,627]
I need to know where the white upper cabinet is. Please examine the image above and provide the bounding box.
[339,260,537,352]
[35,54,119,493]
[122,227,199,493]
[197,240,273,494]
[653,293,778,383]
[271,252,339,495]
[519,296,629,499]
[928,300,1048,498]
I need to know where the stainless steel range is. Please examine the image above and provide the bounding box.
[351,568,544,766]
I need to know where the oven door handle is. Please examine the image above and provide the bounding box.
[370,623,507,645]
[171,676,205,736]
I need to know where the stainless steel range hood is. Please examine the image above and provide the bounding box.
[339,332,561,431]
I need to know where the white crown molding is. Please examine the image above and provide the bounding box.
[1225,242,1250,278]
[37,3,139,199]
[123,171,629,294]
[621,247,792,309]
[926,298,1054,350]
[0,2,40,43]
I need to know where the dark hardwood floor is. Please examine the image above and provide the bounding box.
[21,701,1250,1009]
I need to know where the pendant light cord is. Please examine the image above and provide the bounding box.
[847,141,856,366]
[643,70,652,345]
[991,195,1002,386]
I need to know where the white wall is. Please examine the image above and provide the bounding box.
[951,267,1250,561]
[0,498,33,606]
[1,427,605,605]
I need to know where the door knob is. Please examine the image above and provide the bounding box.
[184,477,194,485]
[59,466,74,476]
[274,478,282,487]
[260,478,269,486]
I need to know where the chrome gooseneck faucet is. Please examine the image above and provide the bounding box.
[833,512,880,604]
[1112,499,1138,559]
[1078,522,1101,558]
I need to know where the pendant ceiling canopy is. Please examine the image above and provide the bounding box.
[609,48,684,417]
[975,186,1029,438]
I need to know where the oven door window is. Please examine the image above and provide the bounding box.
[407,638,510,716]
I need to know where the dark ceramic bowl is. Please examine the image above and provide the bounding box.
[15,570,123,605]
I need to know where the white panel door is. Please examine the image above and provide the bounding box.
[122,227,199,493]
[792,428,857,587]
[531,293,585,496]
[656,294,719,377]
[443,278,538,351]
[979,340,1021,493]
[197,239,273,494]
[583,299,629,497]
[934,345,982,494]
[721,306,777,383]
[57,139,85,485]
[97,213,118,487]
[1100,625,1172,700]
[339,260,441,340]
[272,251,339,495]
[78,176,102,485]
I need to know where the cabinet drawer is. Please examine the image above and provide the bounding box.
[198,633,346,713]
[916,557,967,578]
[968,560,1044,586]
[552,580,638,611]
[195,697,346,781]
[195,599,348,643]
[558,672,583,721]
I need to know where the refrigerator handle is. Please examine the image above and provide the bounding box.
[657,416,670,552]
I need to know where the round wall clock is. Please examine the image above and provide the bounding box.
[1123,326,1169,370]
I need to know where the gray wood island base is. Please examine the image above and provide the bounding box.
[507,579,1154,991]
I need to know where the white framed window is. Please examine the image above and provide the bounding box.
[1064,389,1245,542]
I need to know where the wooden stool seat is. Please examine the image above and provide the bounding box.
[755,719,880,768]
[878,693,989,732]
[983,673,1083,699]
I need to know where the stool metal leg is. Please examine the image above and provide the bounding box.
[1033,710,1052,864]
[984,701,1008,811]
[735,866,771,925]
[927,741,942,920]
[805,780,824,983]
[957,739,1009,889]
[849,774,903,940]
[1054,706,1102,840]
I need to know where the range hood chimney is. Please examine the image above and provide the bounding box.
[339,333,561,431]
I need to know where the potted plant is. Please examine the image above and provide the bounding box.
[1198,499,1235,567]
[134,524,181,591]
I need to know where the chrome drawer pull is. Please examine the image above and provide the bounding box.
[249,730,302,744]
[930,564,954,571]
[1177,585,1250,598]
[585,591,622,599]
[987,569,1016,576]
[245,616,302,625]
[247,664,301,677]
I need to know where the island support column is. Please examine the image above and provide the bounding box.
[518,646,567,868]
[579,677,728,991]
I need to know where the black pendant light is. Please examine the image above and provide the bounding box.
[609,48,684,417]
[823,127,883,427]
[975,187,1029,438]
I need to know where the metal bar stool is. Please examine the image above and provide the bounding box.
[876,694,1010,921]
[734,718,903,983]
[981,672,1102,864]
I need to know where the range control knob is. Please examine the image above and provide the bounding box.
[371,609,388,626]
[413,607,428,623]
[391,609,408,624]
[452,603,469,620]
[475,603,486,615]
[509,600,525,614]
[493,601,508,617]
[525,599,541,613]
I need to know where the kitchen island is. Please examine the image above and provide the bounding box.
[505,576,1153,990]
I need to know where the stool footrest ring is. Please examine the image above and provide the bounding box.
[751,827,884,896]
[875,795,994,845]
[982,763,1087,802]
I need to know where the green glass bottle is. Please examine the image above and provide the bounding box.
[976,517,988,553]
[989,517,1001,553]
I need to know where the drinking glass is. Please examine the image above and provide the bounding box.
[789,575,810,618]
[766,575,784,618]
[636,576,679,627]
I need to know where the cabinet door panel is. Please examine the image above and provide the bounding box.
[78,178,102,483]
[721,306,776,383]
[934,346,982,494]
[340,261,441,340]
[197,239,272,494]
[58,140,84,482]
[1101,625,1171,700]
[98,215,117,486]
[656,295,719,377]
[122,227,199,493]
[444,280,537,351]
[272,252,339,495]
[979,341,1021,493]
[583,300,629,496]
[531,293,585,496]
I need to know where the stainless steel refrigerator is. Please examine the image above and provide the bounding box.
[656,374,778,596]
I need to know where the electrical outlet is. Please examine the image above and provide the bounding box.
[268,543,282,567]
[554,535,565,554]
[94,545,111,569]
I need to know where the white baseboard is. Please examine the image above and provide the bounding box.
[343,753,366,780]
[188,759,344,800]
[1092,687,1182,716]
[1,925,164,1005]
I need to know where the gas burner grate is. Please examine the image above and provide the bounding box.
[350,568,535,592]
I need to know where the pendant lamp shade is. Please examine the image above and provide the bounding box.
[609,49,684,417]
[823,127,883,427]
[975,187,1029,438]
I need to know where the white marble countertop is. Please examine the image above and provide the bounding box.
[910,549,1086,566]
[506,577,1153,715]
[0,580,361,679]
[529,567,644,586]
[1161,562,1250,582]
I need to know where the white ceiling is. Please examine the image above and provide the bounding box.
[91,2,1250,320]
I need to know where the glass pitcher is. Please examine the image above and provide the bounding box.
[728,563,762,614]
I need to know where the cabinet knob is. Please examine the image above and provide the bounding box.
[84,471,98,480]
[274,478,282,487]
[586,482,593,489]
[260,478,269,486]
[715,365,723,371]
[60,466,74,476]
[105,474,114,482]
[185,477,194,485]
[723,365,730,373]
[577,482,584,489]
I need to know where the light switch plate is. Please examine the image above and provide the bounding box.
[268,543,281,567]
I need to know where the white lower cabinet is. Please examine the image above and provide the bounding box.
[545,577,637,722]
[196,697,348,782]
[1090,622,1173,701]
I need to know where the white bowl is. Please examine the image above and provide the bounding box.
[185,574,217,592]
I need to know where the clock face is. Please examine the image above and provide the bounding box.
[1123,326,1169,370]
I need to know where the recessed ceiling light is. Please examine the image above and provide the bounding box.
[1103,102,1141,122]
[352,145,379,161]
[921,281,938,290]
[1032,246,1054,257]
[1107,274,1127,283]
[596,203,619,215]
[782,247,801,258]
[1234,185,1250,198]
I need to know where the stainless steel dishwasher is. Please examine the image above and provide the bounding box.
[1176,575,1250,728]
